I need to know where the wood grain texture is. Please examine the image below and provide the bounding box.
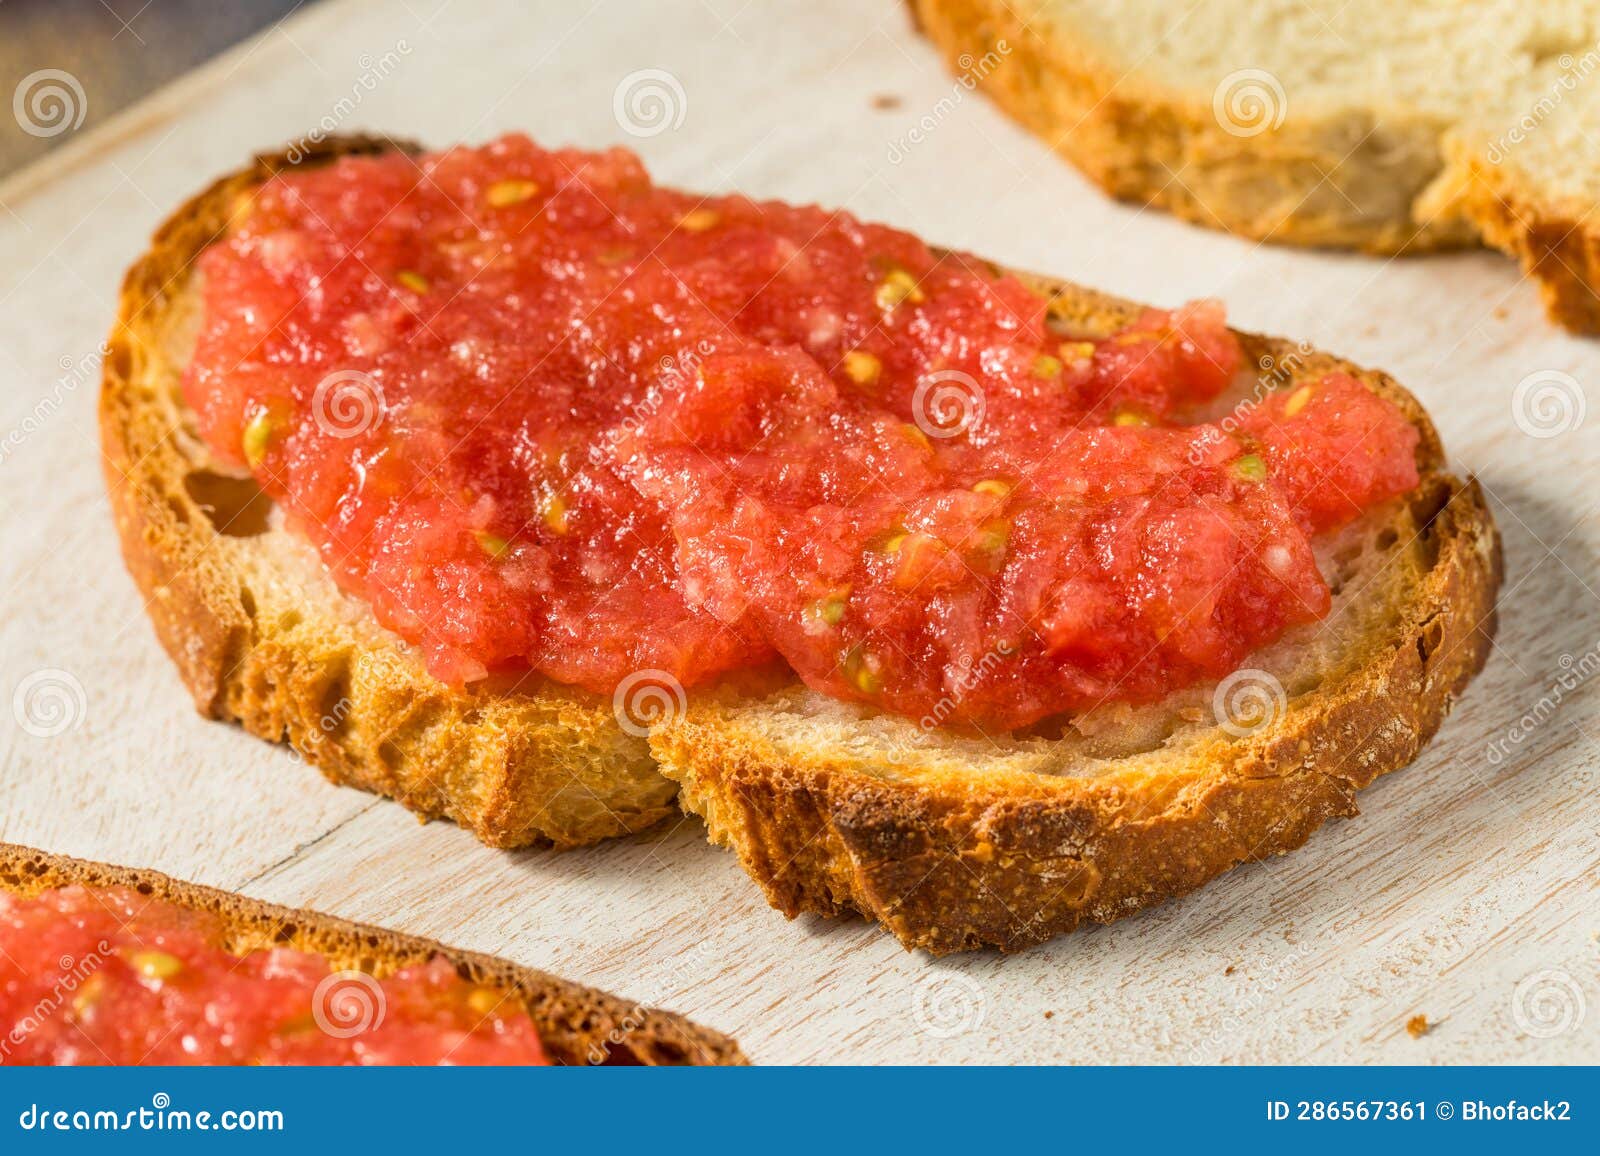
[0,0,1595,1064]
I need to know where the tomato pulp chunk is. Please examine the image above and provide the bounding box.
[0,887,547,1065]
[183,135,1419,730]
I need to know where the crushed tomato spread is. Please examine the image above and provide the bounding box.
[183,135,1419,730]
[0,887,547,1065]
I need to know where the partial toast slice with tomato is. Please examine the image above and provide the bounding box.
[0,842,745,1064]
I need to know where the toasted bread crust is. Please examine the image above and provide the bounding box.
[0,843,745,1064]
[908,0,1476,255]
[655,301,1502,954]
[1428,151,1600,334]
[101,137,678,850]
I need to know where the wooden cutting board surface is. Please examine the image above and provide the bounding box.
[1,0,1595,1064]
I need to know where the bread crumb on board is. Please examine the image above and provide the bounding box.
[1406,1014,1431,1039]
[872,93,902,110]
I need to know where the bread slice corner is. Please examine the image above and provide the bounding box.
[1422,66,1600,334]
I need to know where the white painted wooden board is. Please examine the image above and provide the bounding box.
[1,0,1596,1065]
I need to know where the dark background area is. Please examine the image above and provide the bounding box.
[1,0,311,177]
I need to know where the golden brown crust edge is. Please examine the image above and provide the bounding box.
[1430,152,1600,335]
[908,0,1478,255]
[99,135,678,850]
[656,301,1503,954]
[0,843,746,1065]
